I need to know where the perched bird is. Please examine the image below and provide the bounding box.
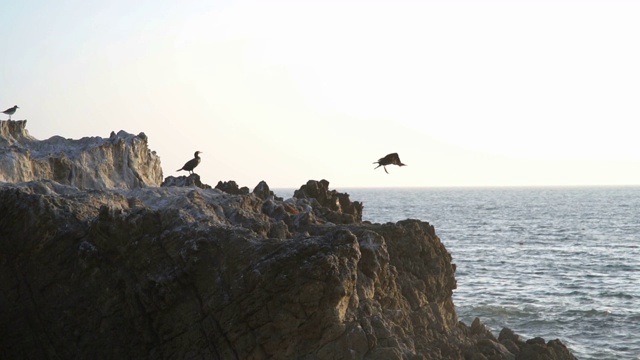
[373,153,406,174]
[2,105,19,120]
[177,151,202,175]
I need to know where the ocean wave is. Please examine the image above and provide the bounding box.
[599,291,635,300]
[562,308,613,317]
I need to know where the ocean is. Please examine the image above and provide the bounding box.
[275,186,640,360]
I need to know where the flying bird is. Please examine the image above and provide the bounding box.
[177,151,202,175]
[373,153,406,174]
[2,105,19,120]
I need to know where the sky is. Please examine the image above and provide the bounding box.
[1,0,639,189]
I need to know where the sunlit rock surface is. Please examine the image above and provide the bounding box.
[0,120,162,189]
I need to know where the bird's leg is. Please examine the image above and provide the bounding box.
[384,166,389,174]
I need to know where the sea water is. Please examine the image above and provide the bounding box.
[275,186,640,360]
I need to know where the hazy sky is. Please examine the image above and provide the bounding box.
[2,0,639,188]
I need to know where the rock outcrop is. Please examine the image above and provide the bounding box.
[294,179,363,224]
[215,180,250,195]
[0,121,577,359]
[0,120,162,189]
[162,173,212,189]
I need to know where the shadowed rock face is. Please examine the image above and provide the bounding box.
[0,180,576,360]
[162,173,212,189]
[0,120,162,189]
[294,179,364,224]
[215,180,250,195]
[0,180,444,359]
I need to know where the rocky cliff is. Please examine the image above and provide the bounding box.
[0,120,162,189]
[0,120,577,359]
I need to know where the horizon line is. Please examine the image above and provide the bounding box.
[272,184,640,190]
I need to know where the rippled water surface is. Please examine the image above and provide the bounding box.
[277,186,640,359]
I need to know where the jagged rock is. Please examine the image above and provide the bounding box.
[253,180,281,201]
[216,180,250,195]
[498,328,524,356]
[0,120,162,189]
[0,119,36,144]
[0,180,450,358]
[517,338,578,360]
[293,179,363,224]
[162,173,212,189]
[499,327,524,344]
[469,317,498,341]
[474,339,515,360]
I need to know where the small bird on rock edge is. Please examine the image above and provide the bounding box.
[2,105,19,120]
[177,151,202,175]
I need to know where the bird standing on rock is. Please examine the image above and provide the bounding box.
[177,151,202,175]
[373,153,406,174]
[2,105,19,120]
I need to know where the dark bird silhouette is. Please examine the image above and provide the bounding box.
[177,151,202,174]
[2,105,19,120]
[373,153,406,174]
